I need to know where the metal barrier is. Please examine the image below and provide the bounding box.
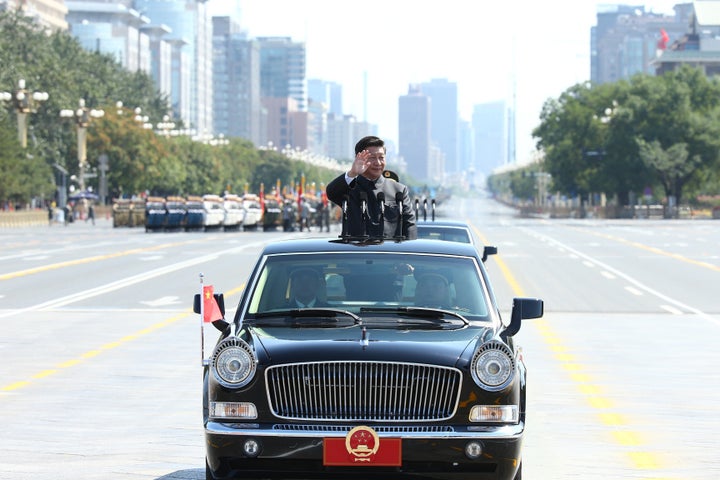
[0,211,48,227]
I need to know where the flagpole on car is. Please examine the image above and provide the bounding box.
[200,273,206,366]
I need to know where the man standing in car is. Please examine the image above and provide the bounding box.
[326,136,416,239]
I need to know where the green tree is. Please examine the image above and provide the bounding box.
[0,114,54,205]
[533,66,720,207]
[616,66,720,205]
[0,10,345,204]
[636,140,701,214]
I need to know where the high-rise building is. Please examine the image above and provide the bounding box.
[258,37,307,112]
[66,2,150,73]
[212,16,261,145]
[307,78,343,117]
[472,101,508,178]
[398,85,431,183]
[327,113,356,161]
[591,4,690,84]
[262,97,307,151]
[457,118,474,173]
[352,121,376,146]
[652,2,720,75]
[1,0,68,30]
[420,79,458,174]
[134,0,213,135]
[306,98,328,156]
[141,23,173,102]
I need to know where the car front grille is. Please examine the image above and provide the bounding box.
[265,361,462,422]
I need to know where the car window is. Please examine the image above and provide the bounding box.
[245,252,490,319]
[417,226,473,244]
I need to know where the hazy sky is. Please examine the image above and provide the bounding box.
[208,0,679,163]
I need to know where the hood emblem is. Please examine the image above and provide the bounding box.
[345,426,379,461]
[360,326,369,348]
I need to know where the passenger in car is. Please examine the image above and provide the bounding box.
[287,268,327,308]
[414,272,452,309]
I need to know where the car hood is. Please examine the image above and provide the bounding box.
[248,324,490,367]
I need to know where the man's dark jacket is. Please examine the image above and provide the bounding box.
[326,174,417,239]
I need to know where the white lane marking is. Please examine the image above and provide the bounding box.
[0,239,269,319]
[583,260,595,268]
[624,286,643,296]
[661,305,684,315]
[141,296,182,307]
[600,271,616,279]
[521,227,720,326]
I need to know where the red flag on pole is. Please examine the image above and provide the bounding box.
[202,285,223,323]
[657,28,669,50]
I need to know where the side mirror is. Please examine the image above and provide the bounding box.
[501,297,544,339]
[482,246,498,263]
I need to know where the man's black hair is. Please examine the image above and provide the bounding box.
[354,136,385,154]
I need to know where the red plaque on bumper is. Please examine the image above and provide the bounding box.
[323,426,402,466]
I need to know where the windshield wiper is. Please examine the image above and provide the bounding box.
[253,308,362,325]
[359,307,469,326]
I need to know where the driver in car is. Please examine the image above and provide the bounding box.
[287,268,327,308]
[414,272,452,309]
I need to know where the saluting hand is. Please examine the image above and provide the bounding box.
[348,149,372,178]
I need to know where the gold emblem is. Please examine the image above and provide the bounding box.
[345,426,380,461]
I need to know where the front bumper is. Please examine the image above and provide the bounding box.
[205,422,523,480]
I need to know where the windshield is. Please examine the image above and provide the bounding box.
[417,226,472,244]
[244,252,491,321]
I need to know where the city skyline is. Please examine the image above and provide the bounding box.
[208,0,680,164]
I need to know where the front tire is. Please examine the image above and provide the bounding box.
[205,459,214,480]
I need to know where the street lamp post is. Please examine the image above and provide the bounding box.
[156,115,176,136]
[0,79,49,148]
[60,99,105,193]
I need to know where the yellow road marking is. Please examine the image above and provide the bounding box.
[473,223,669,474]
[1,311,192,392]
[1,283,246,394]
[587,396,614,409]
[553,353,576,362]
[472,227,526,297]
[613,430,643,446]
[561,363,585,372]
[628,451,661,469]
[599,412,628,426]
[578,384,602,395]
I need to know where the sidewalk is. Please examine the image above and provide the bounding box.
[0,211,112,229]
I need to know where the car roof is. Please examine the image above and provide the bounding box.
[260,238,481,258]
[416,220,475,244]
[417,219,471,227]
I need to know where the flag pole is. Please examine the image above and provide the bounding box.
[200,272,206,366]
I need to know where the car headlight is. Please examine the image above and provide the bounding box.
[212,338,256,388]
[470,341,515,391]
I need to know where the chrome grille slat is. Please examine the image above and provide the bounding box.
[273,424,456,433]
[266,361,461,422]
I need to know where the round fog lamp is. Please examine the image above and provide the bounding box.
[465,441,483,459]
[243,438,261,457]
